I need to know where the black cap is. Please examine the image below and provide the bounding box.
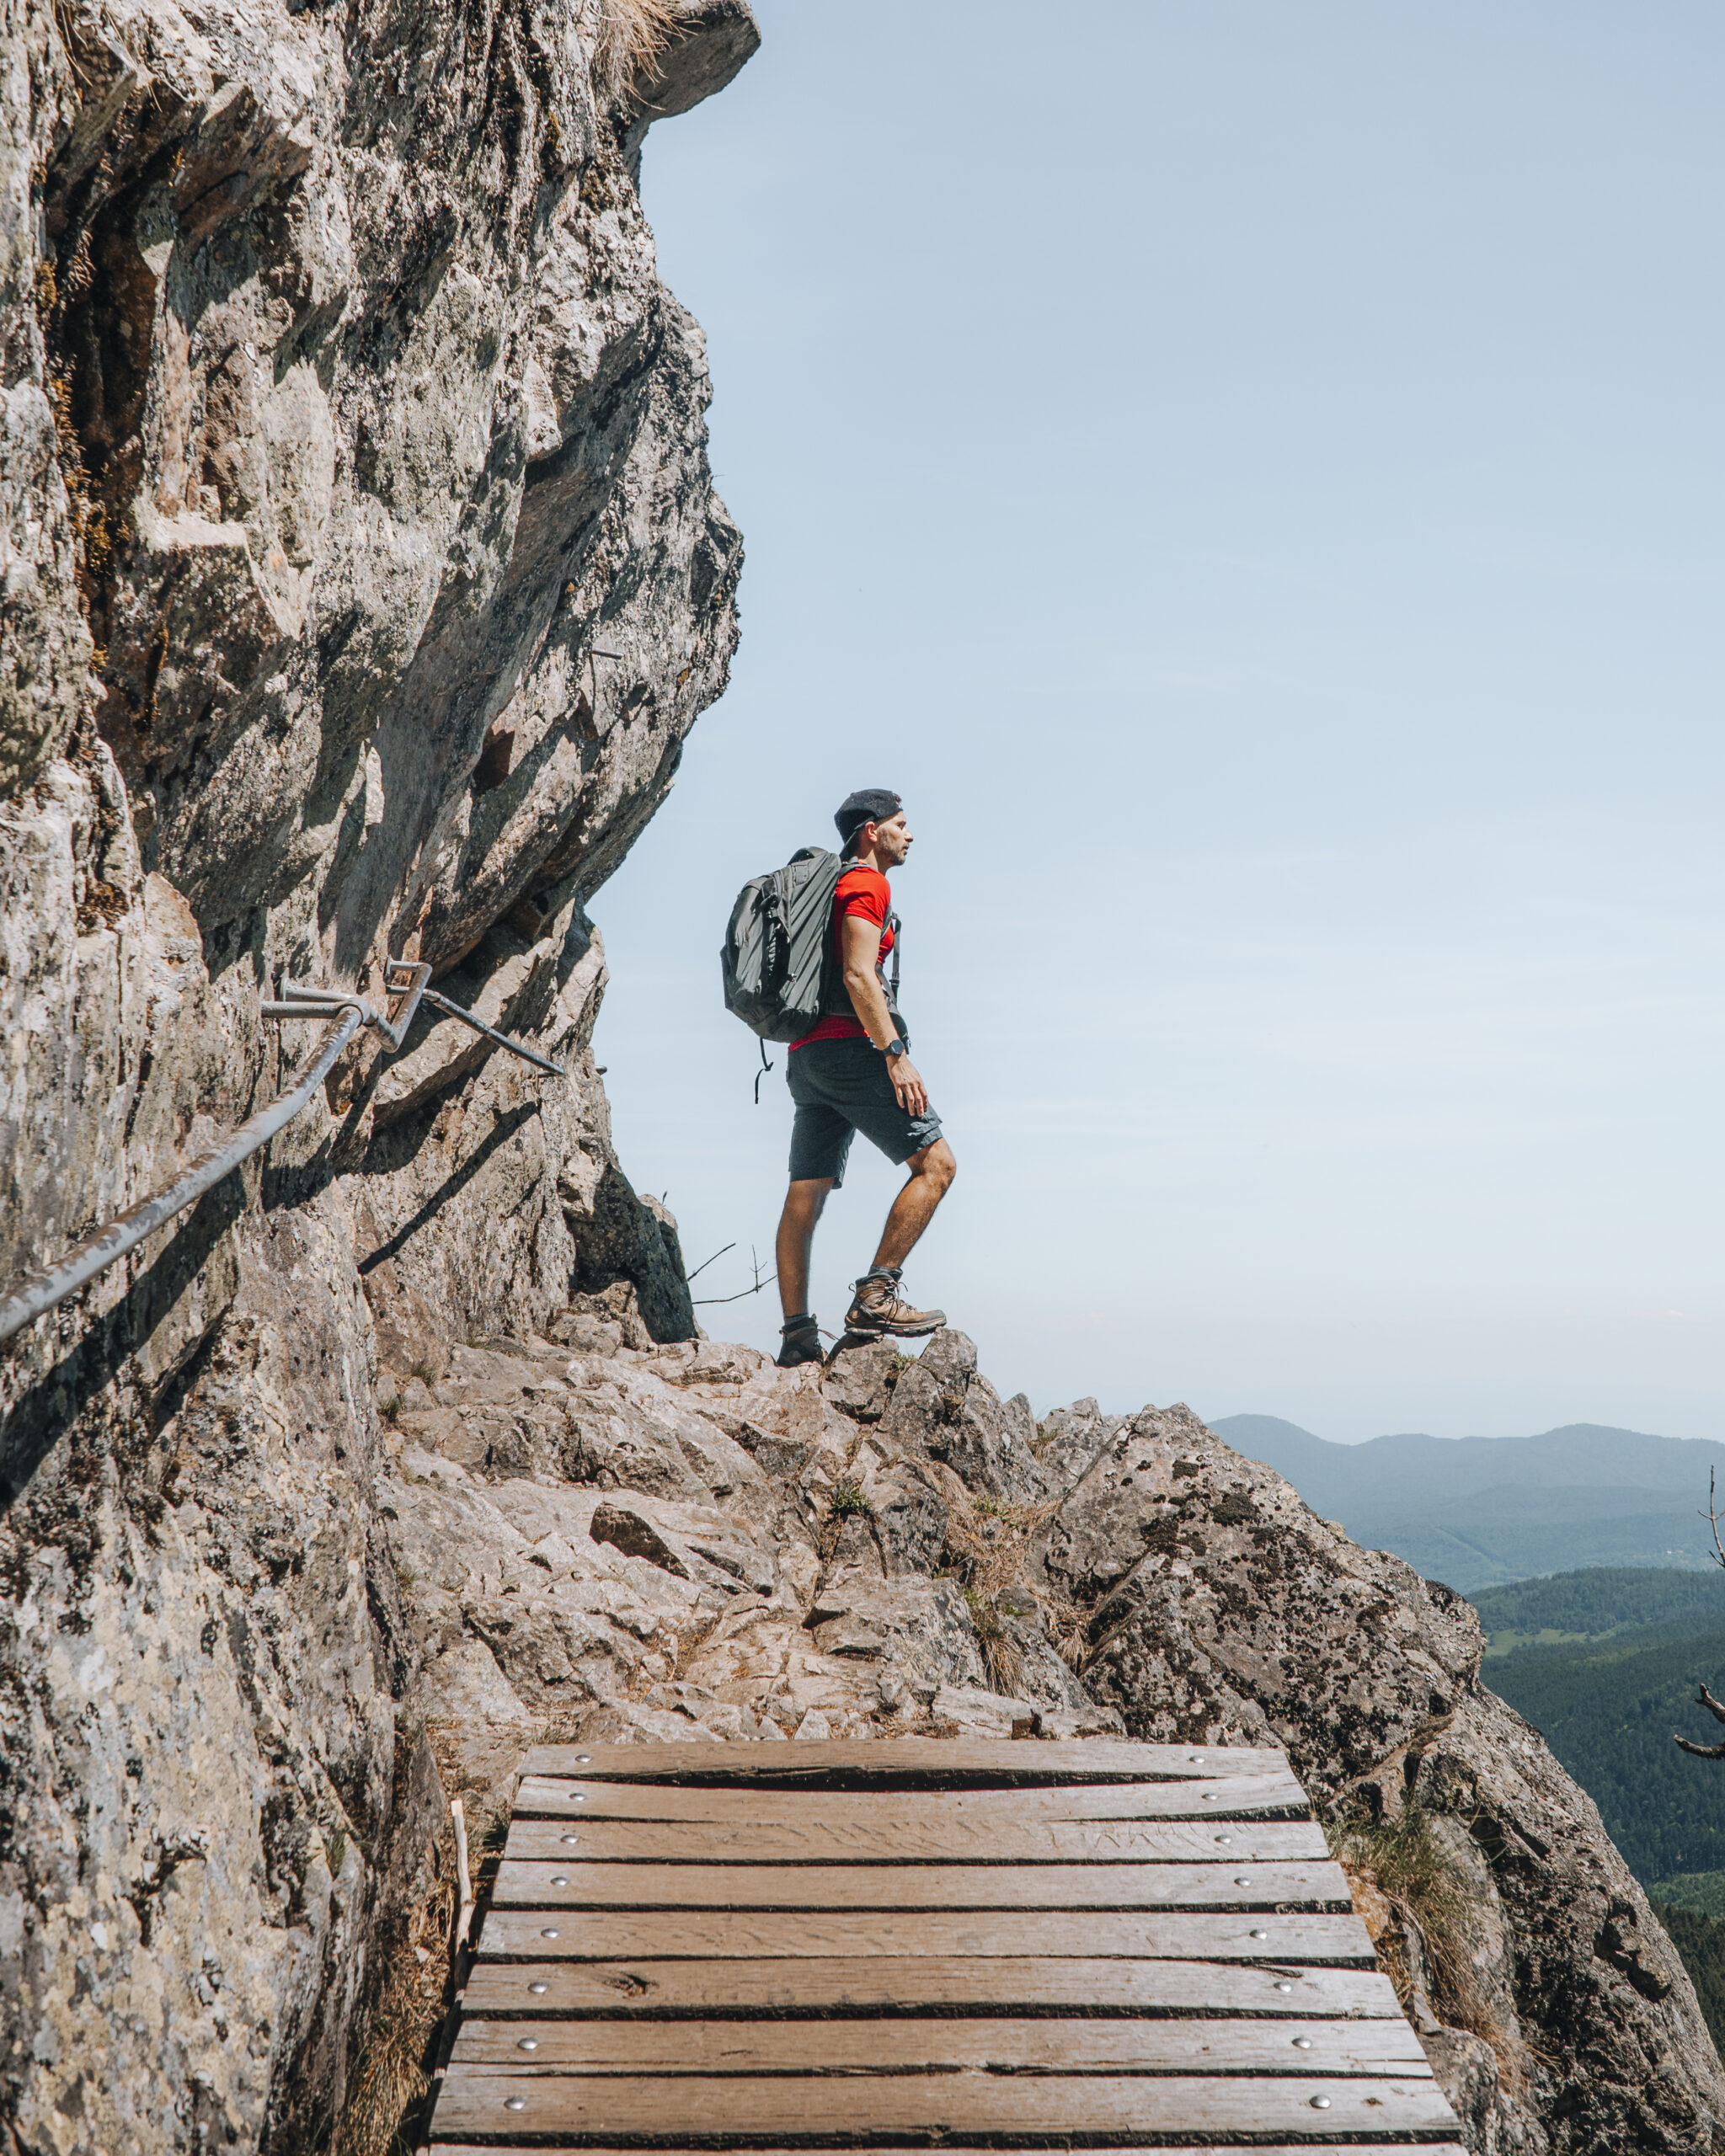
[835,788,902,844]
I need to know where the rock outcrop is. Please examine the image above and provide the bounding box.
[3,0,1723,2153]
[377,1326,1725,2156]
[1042,1403,1725,2155]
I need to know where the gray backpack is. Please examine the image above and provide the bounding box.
[722,846,900,1049]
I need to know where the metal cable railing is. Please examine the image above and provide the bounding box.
[0,960,567,1350]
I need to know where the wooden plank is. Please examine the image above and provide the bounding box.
[434,2146,1467,2156]
[449,2015,1433,2075]
[434,2145,1471,2156]
[522,1740,1289,1785]
[489,1860,1353,1912]
[504,1817,1332,1867]
[432,1745,1439,2149]
[474,1908,1379,1964]
[461,1956,1408,2021]
[431,2069,1458,2140]
[515,1774,1311,1824]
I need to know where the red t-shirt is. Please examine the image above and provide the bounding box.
[790,867,894,1049]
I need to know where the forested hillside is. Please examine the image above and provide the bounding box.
[1653,1905,1725,2052]
[1478,1570,1725,1903]
[1473,1567,1725,1653]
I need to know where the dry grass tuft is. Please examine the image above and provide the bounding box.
[942,1490,1071,1696]
[478,1796,514,1854]
[594,0,682,100]
[959,1584,1021,1695]
[1332,1806,1523,2090]
[338,1957,440,2156]
[335,1844,455,2156]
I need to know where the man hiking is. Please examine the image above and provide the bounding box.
[775,788,957,1369]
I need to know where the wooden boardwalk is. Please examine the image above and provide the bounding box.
[427,1737,1462,2152]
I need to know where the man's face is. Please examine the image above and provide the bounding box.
[869,811,912,867]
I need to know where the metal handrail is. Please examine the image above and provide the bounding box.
[0,1006,363,1349]
[0,958,565,1352]
[421,986,566,1077]
[259,959,430,1050]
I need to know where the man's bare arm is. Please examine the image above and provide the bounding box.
[841,911,928,1116]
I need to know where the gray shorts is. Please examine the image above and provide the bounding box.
[787,1036,943,1187]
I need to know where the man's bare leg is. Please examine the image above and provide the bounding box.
[842,1140,959,1338]
[842,1139,955,1339]
[871,1139,957,1271]
[776,1177,834,1325]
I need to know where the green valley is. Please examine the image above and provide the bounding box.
[1653,1904,1725,2050]
[1472,1567,1725,1657]
[1475,1567,1725,2043]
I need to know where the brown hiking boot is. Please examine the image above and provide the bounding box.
[844,1272,946,1339]
[776,1316,825,1369]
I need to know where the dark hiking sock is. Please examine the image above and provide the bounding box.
[781,1313,815,1331]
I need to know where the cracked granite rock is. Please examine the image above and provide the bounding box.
[384,1329,1115,1796]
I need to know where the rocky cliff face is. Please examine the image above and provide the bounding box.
[3,3,1723,2154]
[2,0,751,2146]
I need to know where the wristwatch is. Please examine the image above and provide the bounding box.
[883,1038,906,1060]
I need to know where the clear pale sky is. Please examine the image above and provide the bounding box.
[591,2,1725,1443]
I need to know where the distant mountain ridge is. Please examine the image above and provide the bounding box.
[1210,1414,1725,1589]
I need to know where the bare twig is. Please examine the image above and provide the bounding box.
[693,1244,777,1307]
[1674,1479,1725,1759]
[1699,1465,1725,1569]
[450,1798,475,1952]
[683,1241,736,1285]
[693,1273,778,1306]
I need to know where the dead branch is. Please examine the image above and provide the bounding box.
[693,1244,777,1306]
[450,1798,475,1952]
[1703,1466,1725,1572]
[1674,1477,1725,1758]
